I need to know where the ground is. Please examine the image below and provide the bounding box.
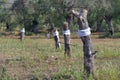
[0,34,120,80]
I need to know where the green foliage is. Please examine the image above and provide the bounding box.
[25,31,34,36]
[0,0,10,23]
[0,0,120,36]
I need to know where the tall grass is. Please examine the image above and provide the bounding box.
[0,37,120,80]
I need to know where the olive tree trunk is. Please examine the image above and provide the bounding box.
[71,9,95,79]
[104,15,114,35]
[81,36,95,78]
[96,18,103,32]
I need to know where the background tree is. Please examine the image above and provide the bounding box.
[0,0,12,31]
[0,0,120,36]
[86,0,120,35]
[11,0,29,31]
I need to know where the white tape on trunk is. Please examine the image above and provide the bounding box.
[63,30,71,35]
[53,31,59,36]
[78,28,91,37]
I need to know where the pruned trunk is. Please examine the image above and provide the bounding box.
[20,32,25,41]
[81,36,95,78]
[71,9,95,79]
[104,15,114,35]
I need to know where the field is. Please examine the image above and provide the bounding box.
[0,34,120,80]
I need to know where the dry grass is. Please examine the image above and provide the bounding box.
[0,34,120,80]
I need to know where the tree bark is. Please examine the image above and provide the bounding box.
[81,36,94,78]
[20,32,25,41]
[6,22,10,31]
[96,18,103,32]
[71,9,95,79]
[104,15,114,35]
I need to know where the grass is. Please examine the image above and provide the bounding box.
[98,32,120,38]
[0,35,120,80]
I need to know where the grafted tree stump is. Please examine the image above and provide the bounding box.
[81,36,94,78]
[72,8,95,78]
[20,28,25,41]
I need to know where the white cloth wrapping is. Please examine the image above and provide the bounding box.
[21,28,25,33]
[77,28,91,37]
[53,30,59,36]
[63,30,70,35]
[53,30,60,42]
